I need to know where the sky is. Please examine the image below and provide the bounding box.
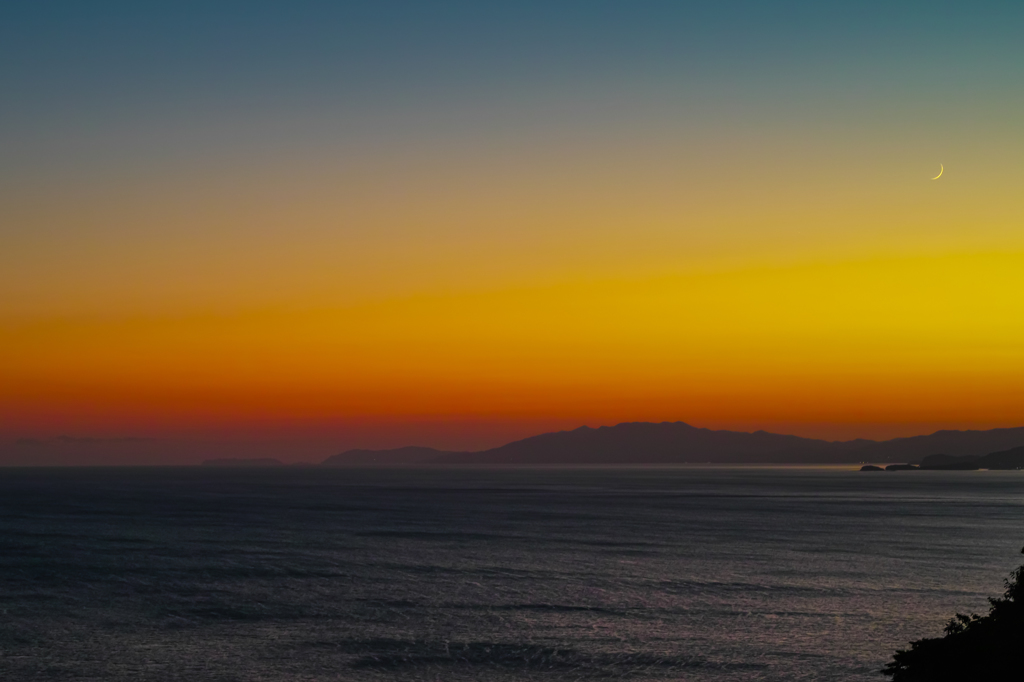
[2,1,1024,464]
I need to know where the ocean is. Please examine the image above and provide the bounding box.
[2,466,1022,680]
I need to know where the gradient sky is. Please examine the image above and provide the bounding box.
[3,2,1024,463]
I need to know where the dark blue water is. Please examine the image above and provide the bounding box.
[2,466,1023,680]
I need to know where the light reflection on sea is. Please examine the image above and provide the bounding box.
[2,466,1022,680]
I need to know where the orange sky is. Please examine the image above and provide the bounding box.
[3,4,1024,463]
[4,252,1024,461]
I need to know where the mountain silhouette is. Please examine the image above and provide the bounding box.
[322,422,1024,466]
[437,422,864,465]
[919,446,1024,471]
[853,428,1024,462]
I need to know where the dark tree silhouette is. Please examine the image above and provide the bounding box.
[883,554,1024,680]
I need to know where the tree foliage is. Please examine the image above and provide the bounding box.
[883,563,1024,679]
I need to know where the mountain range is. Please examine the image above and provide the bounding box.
[319,422,1024,466]
[919,446,1024,470]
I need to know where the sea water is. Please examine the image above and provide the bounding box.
[2,466,1022,680]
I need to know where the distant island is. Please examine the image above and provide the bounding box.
[310,422,1024,467]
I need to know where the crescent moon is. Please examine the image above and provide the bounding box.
[931,164,943,180]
